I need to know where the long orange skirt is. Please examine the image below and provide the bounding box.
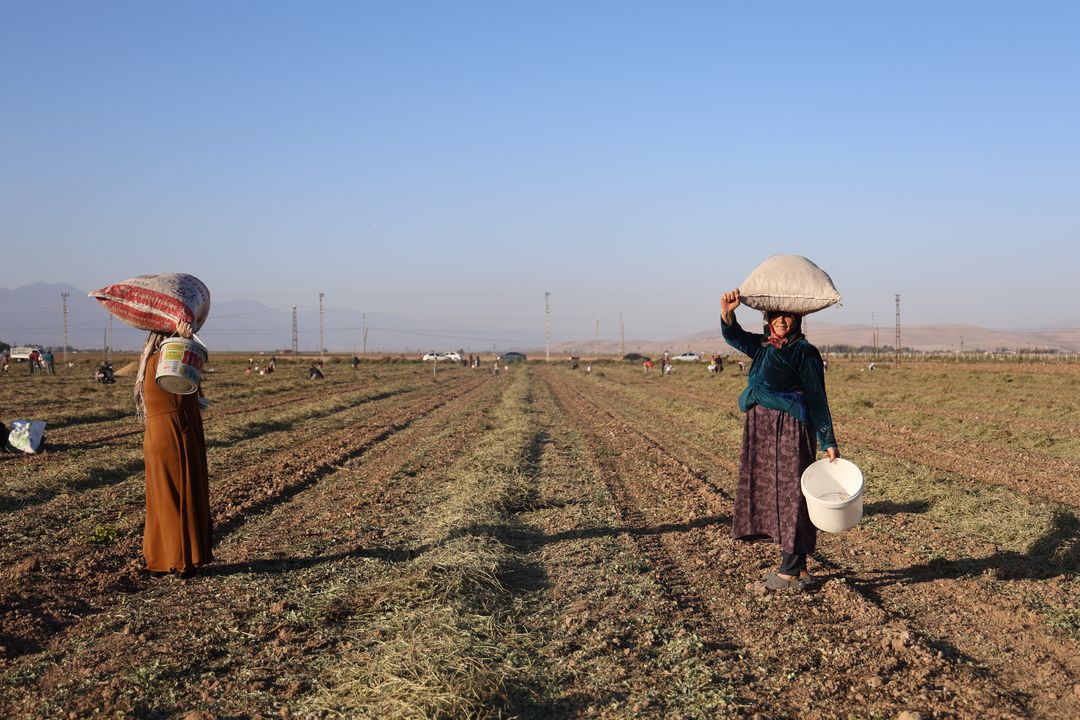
[142,352,213,572]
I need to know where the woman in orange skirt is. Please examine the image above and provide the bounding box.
[134,321,213,577]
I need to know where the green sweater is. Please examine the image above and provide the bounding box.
[721,315,837,450]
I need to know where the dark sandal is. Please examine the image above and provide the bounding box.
[763,572,805,591]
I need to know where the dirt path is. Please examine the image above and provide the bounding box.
[460,375,749,717]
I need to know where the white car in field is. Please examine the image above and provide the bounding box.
[672,352,702,362]
[422,351,463,362]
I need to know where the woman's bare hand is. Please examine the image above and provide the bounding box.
[721,289,741,324]
[826,446,840,463]
[176,321,193,339]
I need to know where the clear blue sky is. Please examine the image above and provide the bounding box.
[3,1,1078,347]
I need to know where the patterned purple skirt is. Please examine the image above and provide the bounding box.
[731,404,818,555]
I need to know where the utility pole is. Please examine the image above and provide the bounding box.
[107,315,113,363]
[291,305,298,360]
[895,293,901,366]
[61,292,70,364]
[318,292,325,362]
[544,291,552,362]
[871,312,877,359]
[362,312,368,359]
[594,318,599,362]
[619,311,625,356]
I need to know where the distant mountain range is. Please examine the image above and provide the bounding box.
[547,319,1080,356]
[0,282,475,353]
[680,319,1080,354]
[3,282,1078,354]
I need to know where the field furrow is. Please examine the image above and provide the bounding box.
[2,368,502,718]
[544,369,1032,716]
[0,369,485,672]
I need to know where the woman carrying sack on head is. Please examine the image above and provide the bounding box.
[134,320,213,578]
[721,289,839,591]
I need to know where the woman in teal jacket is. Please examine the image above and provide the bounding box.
[721,289,840,591]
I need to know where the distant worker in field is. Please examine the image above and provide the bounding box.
[308,362,324,380]
[96,361,116,384]
[28,349,40,375]
[134,320,213,578]
[43,349,55,375]
[721,289,839,592]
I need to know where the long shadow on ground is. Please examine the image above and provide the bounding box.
[865,508,1080,586]
[199,545,417,578]
[818,508,1080,671]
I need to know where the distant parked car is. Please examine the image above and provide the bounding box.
[422,351,462,362]
[672,352,702,362]
[501,352,527,362]
[622,353,651,363]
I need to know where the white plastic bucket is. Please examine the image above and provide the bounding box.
[155,337,207,395]
[800,458,864,533]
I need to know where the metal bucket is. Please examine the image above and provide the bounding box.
[155,336,207,395]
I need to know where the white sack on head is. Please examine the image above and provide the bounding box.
[738,254,841,314]
[89,273,210,334]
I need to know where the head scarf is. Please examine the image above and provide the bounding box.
[134,331,167,422]
[762,311,804,349]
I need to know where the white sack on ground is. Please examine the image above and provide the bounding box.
[738,254,841,314]
[6,420,47,453]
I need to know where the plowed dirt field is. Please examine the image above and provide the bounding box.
[2,357,1078,719]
